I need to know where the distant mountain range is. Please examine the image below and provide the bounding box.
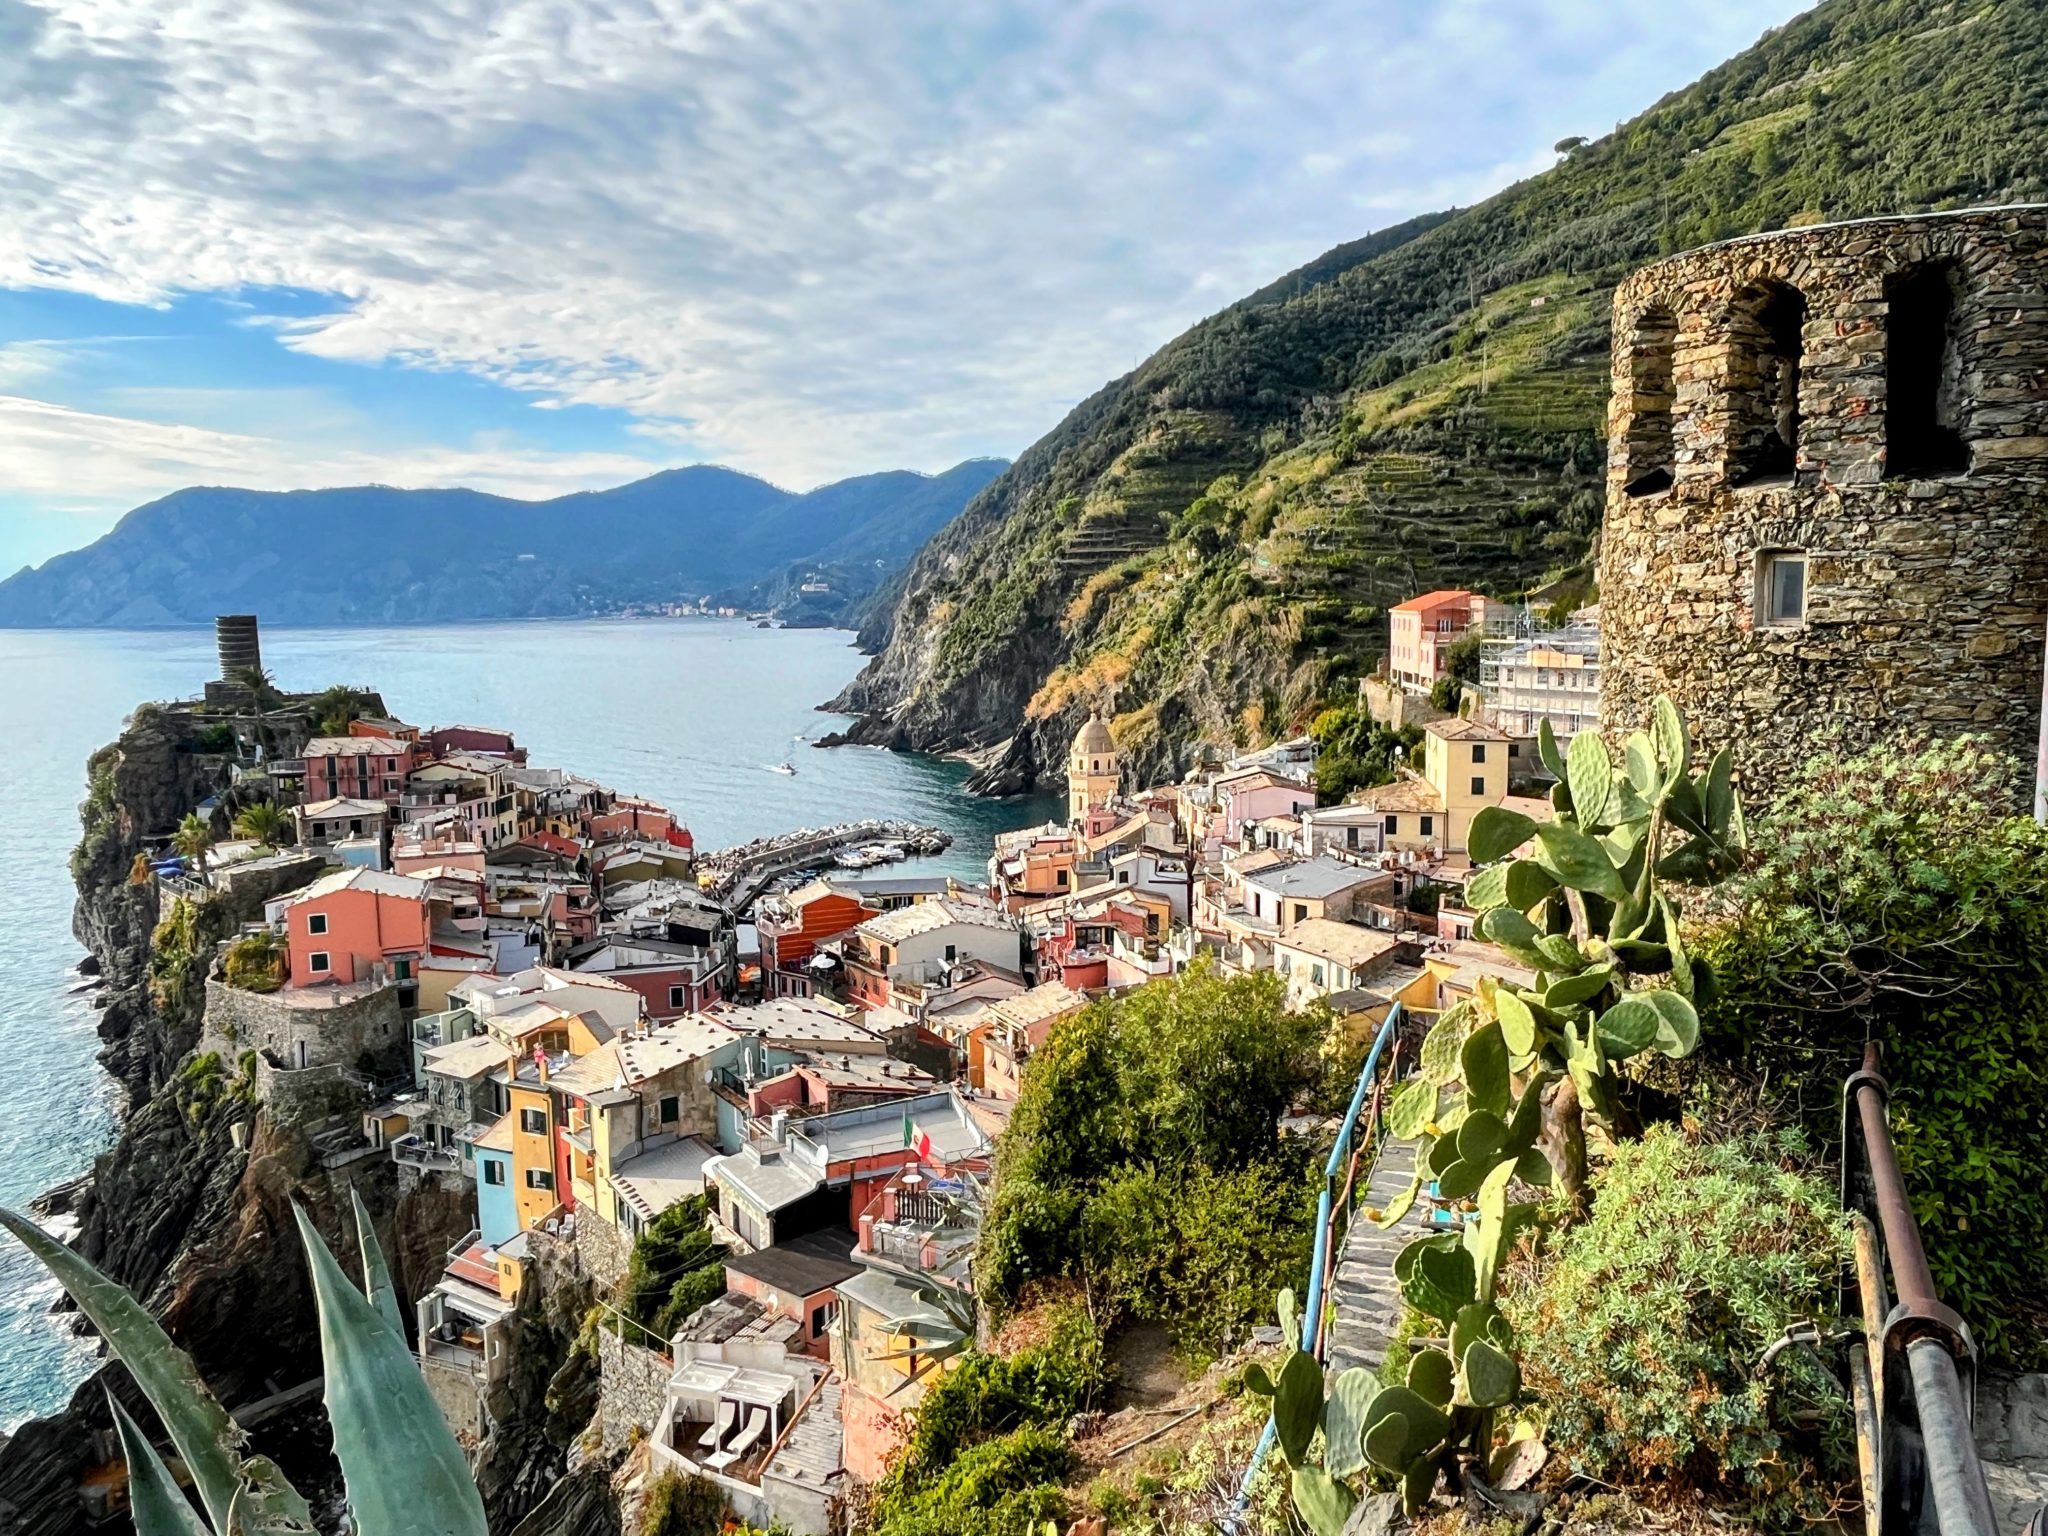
[0,458,1008,629]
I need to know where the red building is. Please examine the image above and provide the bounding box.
[422,724,528,764]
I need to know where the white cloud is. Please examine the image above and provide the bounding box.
[0,0,1808,489]
[0,393,673,506]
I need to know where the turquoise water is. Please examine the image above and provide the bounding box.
[0,618,1055,1430]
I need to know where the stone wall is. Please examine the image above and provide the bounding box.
[576,1211,630,1292]
[202,976,406,1079]
[214,850,326,917]
[1599,208,2048,805]
[594,1330,671,1456]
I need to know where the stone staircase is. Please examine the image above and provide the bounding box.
[1323,1137,1431,1377]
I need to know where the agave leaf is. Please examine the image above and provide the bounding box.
[107,1393,211,1536]
[221,1457,316,1536]
[0,1209,246,1533]
[350,1189,405,1341]
[292,1206,488,1536]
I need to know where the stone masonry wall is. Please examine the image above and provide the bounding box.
[576,1211,630,1292]
[594,1331,671,1456]
[1599,208,2048,805]
[201,977,406,1078]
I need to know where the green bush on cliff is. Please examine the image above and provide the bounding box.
[1503,1129,1852,1530]
[1699,736,2048,1366]
[1308,705,1420,804]
[979,963,1323,1352]
[638,1471,728,1536]
[620,1196,726,1343]
[223,931,285,993]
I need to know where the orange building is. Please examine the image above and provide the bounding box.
[283,868,432,991]
[756,881,872,997]
[1389,589,1488,693]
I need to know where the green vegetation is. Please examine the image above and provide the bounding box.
[619,1197,726,1343]
[863,0,2048,775]
[1502,1129,1852,1531]
[1700,736,2048,1366]
[1248,698,1749,1531]
[638,1471,728,1536]
[231,800,288,847]
[172,813,215,886]
[868,1302,1106,1536]
[1307,705,1419,804]
[979,962,1325,1353]
[0,1190,488,1536]
[222,931,285,993]
[310,685,379,739]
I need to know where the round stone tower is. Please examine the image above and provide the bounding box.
[1597,207,2048,804]
[215,613,263,682]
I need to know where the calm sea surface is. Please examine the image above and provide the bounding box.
[0,618,1054,1429]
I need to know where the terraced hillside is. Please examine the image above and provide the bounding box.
[833,0,2048,792]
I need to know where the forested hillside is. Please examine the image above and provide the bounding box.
[833,0,2048,792]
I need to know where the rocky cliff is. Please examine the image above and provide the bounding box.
[831,0,2048,793]
[0,701,481,1536]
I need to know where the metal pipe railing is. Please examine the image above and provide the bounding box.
[1844,1042,2001,1536]
[1227,1002,1405,1526]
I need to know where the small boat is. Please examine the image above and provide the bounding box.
[770,762,797,776]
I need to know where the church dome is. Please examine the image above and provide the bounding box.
[1072,715,1115,758]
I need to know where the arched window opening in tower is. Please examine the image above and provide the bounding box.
[1886,263,1971,478]
[1622,305,1678,497]
[1728,280,1807,485]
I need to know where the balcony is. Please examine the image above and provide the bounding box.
[392,1135,463,1173]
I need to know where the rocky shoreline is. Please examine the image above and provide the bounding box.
[0,697,600,1536]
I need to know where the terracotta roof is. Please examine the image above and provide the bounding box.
[1390,589,1475,614]
[1279,918,1401,970]
[1426,716,1511,742]
[1348,774,1445,814]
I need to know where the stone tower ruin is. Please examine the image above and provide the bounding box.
[1597,208,2048,803]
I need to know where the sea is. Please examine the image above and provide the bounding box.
[0,617,1055,1431]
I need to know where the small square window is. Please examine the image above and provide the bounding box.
[1757,550,1807,628]
[1471,776,1486,796]
[1420,816,1434,836]
[483,1161,506,1186]
[1471,743,1487,764]
[659,1095,680,1124]
[520,1107,547,1135]
[667,984,687,1009]
[1383,814,1398,833]
[525,1168,553,1191]
[308,951,330,973]
[307,912,328,935]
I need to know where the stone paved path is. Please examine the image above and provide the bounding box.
[1323,1136,1431,1377]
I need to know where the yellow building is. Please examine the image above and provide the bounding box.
[506,1073,561,1231]
[1349,715,1516,855]
[1067,715,1120,824]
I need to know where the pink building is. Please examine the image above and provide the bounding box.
[1389,589,1489,693]
[282,869,431,991]
[304,736,417,807]
[588,797,685,846]
[1215,768,1317,845]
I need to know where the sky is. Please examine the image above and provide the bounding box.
[0,0,1812,574]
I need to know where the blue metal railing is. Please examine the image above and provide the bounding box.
[1228,1001,1405,1526]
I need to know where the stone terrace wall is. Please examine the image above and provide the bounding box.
[202,977,405,1077]
[594,1331,671,1455]
[1599,207,2048,805]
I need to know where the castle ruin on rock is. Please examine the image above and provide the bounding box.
[1597,207,2048,803]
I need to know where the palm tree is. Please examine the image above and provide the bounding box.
[232,665,281,762]
[232,800,289,848]
[172,812,214,886]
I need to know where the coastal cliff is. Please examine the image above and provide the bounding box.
[0,702,488,1535]
[828,0,2048,794]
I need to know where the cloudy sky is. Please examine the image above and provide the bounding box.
[0,0,1810,573]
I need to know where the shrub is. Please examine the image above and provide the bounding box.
[223,932,284,993]
[620,1197,724,1341]
[1698,736,2048,1365]
[871,1426,1072,1536]
[638,1470,726,1536]
[1501,1128,1851,1529]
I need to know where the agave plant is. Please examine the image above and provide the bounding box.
[870,1281,978,1396]
[0,1189,486,1536]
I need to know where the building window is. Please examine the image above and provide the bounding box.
[812,1301,836,1336]
[1311,962,1325,986]
[1886,263,1969,477]
[1471,776,1486,796]
[659,1094,680,1124]
[1622,303,1678,496]
[1471,743,1486,764]
[1292,903,1308,924]
[667,984,688,1010]
[1346,825,1359,848]
[483,1161,505,1186]
[1055,870,1069,887]
[1756,550,1808,629]
[307,951,330,973]
[524,1169,553,1191]
[1383,814,1398,834]
[520,1107,547,1135]
[1508,743,1521,759]
[1729,279,1808,484]
[1420,816,1434,837]
[944,943,958,963]
[307,912,330,937]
